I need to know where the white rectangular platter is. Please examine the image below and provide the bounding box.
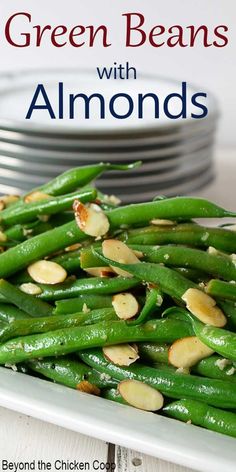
[0,366,235,472]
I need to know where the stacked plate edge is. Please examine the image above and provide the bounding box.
[0,69,218,203]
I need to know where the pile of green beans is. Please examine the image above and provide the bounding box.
[1,161,236,439]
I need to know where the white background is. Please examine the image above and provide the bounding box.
[0,0,235,147]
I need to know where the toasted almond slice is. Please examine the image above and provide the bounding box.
[65,243,82,252]
[103,194,121,206]
[76,380,100,396]
[85,266,114,277]
[82,303,90,314]
[102,240,140,277]
[182,288,226,327]
[150,219,176,226]
[20,283,42,295]
[103,344,139,366]
[0,201,5,211]
[73,201,109,237]
[169,336,214,368]
[38,214,50,222]
[133,250,144,258]
[118,380,164,411]
[226,224,236,231]
[27,260,67,284]
[112,293,139,320]
[230,253,236,264]
[24,191,51,203]
[0,194,19,206]
[207,246,221,256]
[0,231,7,243]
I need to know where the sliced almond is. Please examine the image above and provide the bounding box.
[207,246,229,258]
[0,231,7,243]
[24,191,51,203]
[182,288,226,327]
[169,336,214,368]
[112,293,139,320]
[103,344,139,366]
[82,303,90,314]
[102,194,121,206]
[102,240,140,277]
[65,243,82,252]
[0,194,19,206]
[207,246,221,256]
[73,200,109,237]
[0,201,5,211]
[76,380,100,396]
[20,283,42,295]
[118,380,164,411]
[150,219,176,226]
[27,260,67,284]
[37,214,50,222]
[133,250,144,258]
[85,266,114,277]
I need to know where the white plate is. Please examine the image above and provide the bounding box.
[0,147,212,179]
[0,132,215,162]
[0,69,217,135]
[0,120,217,149]
[0,367,235,472]
[0,164,214,201]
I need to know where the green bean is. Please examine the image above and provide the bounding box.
[0,221,87,278]
[0,294,11,304]
[27,358,117,389]
[50,249,82,274]
[4,224,28,243]
[0,279,53,318]
[163,399,236,438]
[0,318,193,365]
[174,267,209,283]
[138,342,169,364]
[0,303,31,322]
[81,246,208,283]
[120,223,236,253]
[108,198,236,229]
[38,162,141,196]
[94,251,196,301]
[80,248,102,269]
[218,301,236,328]
[130,245,236,282]
[54,295,113,315]
[188,315,236,362]
[192,355,236,382]
[38,276,140,301]
[9,271,33,285]
[0,308,116,343]
[3,221,56,245]
[102,388,126,405]
[0,188,97,227]
[28,358,90,388]
[2,197,235,279]
[1,162,140,221]
[79,349,236,408]
[207,279,236,301]
[129,288,162,325]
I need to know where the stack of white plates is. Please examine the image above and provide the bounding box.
[0,69,218,202]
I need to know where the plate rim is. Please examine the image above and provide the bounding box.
[0,366,235,472]
[0,68,218,136]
